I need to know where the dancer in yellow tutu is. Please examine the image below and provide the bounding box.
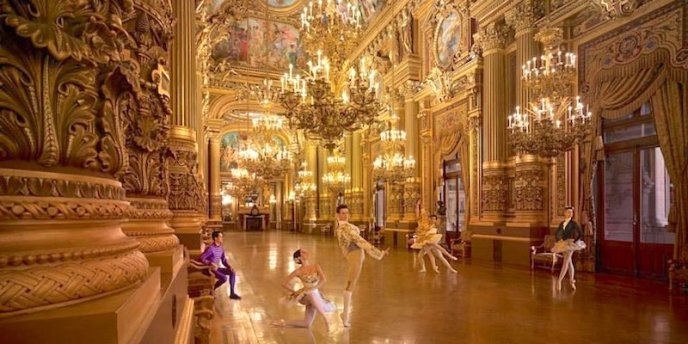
[412,201,457,273]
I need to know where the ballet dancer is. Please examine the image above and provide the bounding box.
[552,206,586,290]
[335,204,389,327]
[412,203,457,273]
[273,249,336,328]
[198,231,241,299]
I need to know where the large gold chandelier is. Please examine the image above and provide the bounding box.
[507,28,592,158]
[299,0,363,73]
[278,55,381,150]
[373,111,416,183]
[322,149,350,193]
[235,114,292,180]
[226,167,264,198]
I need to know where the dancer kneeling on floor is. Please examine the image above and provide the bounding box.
[273,249,336,328]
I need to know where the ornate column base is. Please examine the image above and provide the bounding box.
[480,163,508,224]
[124,197,183,274]
[385,183,404,226]
[171,210,205,254]
[0,169,162,342]
[0,267,163,344]
[399,181,420,229]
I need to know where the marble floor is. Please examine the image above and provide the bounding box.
[209,231,688,344]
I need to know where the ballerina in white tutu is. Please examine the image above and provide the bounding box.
[552,206,586,290]
[273,249,336,329]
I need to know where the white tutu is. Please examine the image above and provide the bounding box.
[280,289,336,313]
[551,239,586,253]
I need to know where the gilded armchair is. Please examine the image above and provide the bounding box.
[531,235,563,272]
[450,231,472,258]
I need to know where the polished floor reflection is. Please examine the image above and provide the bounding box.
[210,231,688,344]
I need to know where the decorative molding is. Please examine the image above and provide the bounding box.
[513,165,545,211]
[481,174,508,212]
[505,0,544,34]
[0,250,148,315]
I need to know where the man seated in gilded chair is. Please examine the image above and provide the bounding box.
[198,231,242,300]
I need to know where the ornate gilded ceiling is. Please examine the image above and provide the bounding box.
[201,0,386,79]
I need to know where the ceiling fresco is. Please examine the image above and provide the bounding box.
[211,17,303,71]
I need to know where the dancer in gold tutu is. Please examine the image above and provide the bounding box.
[412,202,457,273]
[552,206,586,290]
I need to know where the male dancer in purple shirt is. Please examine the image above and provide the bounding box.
[198,231,241,300]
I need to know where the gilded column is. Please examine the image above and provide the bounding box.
[386,99,406,224]
[419,106,434,214]
[361,131,373,223]
[169,0,205,249]
[119,9,181,269]
[344,133,353,208]
[0,0,154,332]
[305,141,318,223]
[206,119,224,228]
[317,146,332,222]
[474,22,509,220]
[402,84,420,224]
[506,1,548,224]
[350,132,365,222]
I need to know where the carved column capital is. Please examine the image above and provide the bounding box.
[473,22,509,55]
[505,0,543,35]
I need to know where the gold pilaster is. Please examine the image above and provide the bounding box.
[402,92,420,224]
[475,22,509,222]
[169,0,205,249]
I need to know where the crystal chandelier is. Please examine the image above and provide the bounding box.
[508,97,592,158]
[300,0,363,73]
[508,28,593,158]
[226,167,264,198]
[322,149,350,193]
[235,113,292,180]
[373,112,416,183]
[278,55,381,150]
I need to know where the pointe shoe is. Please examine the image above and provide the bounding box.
[433,266,440,273]
[569,280,576,290]
[419,267,426,273]
[340,312,351,327]
[448,267,457,273]
[556,280,562,291]
[450,255,458,261]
